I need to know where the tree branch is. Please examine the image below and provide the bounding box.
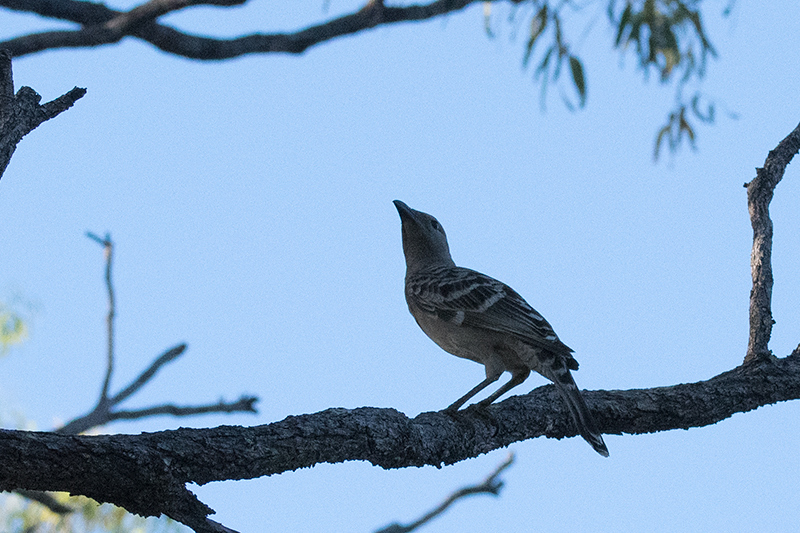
[108,396,258,422]
[0,0,483,59]
[103,0,248,35]
[86,232,115,403]
[55,338,257,434]
[375,452,514,533]
[54,235,258,436]
[0,49,85,178]
[14,489,74,514]
[743,121,800,363]
[110,343,187,405]
[3,354,800,532]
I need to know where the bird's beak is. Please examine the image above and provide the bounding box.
[393,200,415,222]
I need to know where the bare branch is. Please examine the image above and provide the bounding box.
[111,343,187,404]
[86,232,115,402]
[103,0,248,34]
[376,452,514,533]
[57,394,257,434]
[0,49,85,178]
[743,121,800,363]
[55,237,258,436]
[0,0,482,60]
[108,396,259,422]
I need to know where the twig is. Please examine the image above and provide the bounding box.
[86,231,114,403]
[743,121,800,363]
[55,234,259,435]
[109,396,258,421]
[375,453,515,533]
[111,343,187,404]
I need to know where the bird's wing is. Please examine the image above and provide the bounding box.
[406,266,573,356]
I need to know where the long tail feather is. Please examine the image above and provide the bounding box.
[549,368,609,457]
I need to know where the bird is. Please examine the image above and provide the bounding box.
[393,200,608,457]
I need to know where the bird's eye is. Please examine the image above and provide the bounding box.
[430,219,440,231]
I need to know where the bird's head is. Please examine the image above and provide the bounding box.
[393,200,455,272]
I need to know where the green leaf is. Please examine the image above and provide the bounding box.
[523,6,548,67]
[615,3,633,46]
[569,55,586,106]
[654,124,670,160]
[0,308,26,355]
[679,107,695,145]
[690,93,715,123]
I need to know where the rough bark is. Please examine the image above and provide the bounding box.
[1,24,799,533]
[744,122,800,362]
[0,49,86,179]
[2,353,800,530]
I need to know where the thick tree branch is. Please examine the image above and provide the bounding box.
[743,121,800,363]
[0,49,85,178]
[0,0,486,59]
[3,355,800,532]
[103,0,247,34]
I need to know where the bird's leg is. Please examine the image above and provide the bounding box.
[477,368,531,407]
[444,375,500,414]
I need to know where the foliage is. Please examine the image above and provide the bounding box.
[484,0,728,157]
[0,492,180,533]
[0,0,734,159]
[0,301,28,355]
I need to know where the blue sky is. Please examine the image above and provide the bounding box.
[1,1,800,531]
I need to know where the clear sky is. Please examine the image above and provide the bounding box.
[1,1,799,532]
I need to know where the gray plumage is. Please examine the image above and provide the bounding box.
[394,200,608,457]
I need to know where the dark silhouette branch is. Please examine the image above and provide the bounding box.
[109,396,259,421]
[14,490,74,514]
[0,49,85,178]
[12,233,256,520]
[3,354,800,533]
[375,452,514,533]
[110,343,187,405]
[744,121,800,363]
[0,0,483,59]
[103,0,248,35]
[86,232,115,403]
[54,233,259,436]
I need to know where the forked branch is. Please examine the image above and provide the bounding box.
[375,453,514,533]
[55,233,259,436]
[0,49,85,178]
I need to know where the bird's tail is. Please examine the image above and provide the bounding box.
[548,368,609,457]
